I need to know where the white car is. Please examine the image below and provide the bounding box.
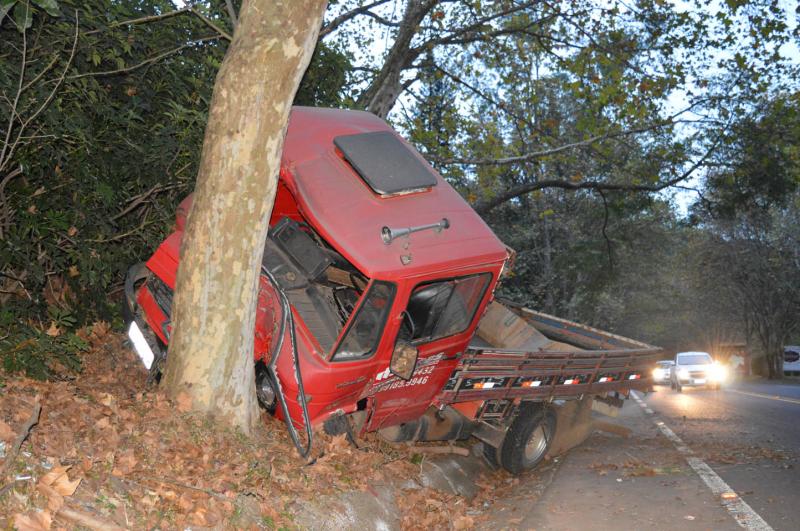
[670,351,727,392]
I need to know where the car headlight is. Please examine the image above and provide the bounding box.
[710,363,727,382]
[653,368,664,379]
[678,368,690,379]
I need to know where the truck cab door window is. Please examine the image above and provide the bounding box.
[332,281,395,361]
[403,273,491,344]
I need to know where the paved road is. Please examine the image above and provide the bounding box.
[485,378,800,530]
[641,380,800,531]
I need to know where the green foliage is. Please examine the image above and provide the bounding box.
[0,310,87,380]
[702,94,800,220]
[295,41,353,107]
[0,1,350,334]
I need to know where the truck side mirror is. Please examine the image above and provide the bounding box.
[390,340,418,381]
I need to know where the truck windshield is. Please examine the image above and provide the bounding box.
[404,273,491,343]
[678,353,712,365]
[332,281,395,361]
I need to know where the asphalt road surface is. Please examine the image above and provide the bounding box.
[486,379,800,530]
[641,380,800,530]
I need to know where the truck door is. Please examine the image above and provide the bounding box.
[366,272,493,430]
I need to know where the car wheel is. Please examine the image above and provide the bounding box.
[500,402,556,475]
[676,382,682,393]
[670,380,675,390]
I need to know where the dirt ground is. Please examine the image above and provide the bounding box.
[0,325,533,530]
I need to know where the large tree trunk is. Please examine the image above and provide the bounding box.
[162,0,328,434]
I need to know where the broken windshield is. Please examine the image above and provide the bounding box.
[403,273,491,344]
[332,281,395,361]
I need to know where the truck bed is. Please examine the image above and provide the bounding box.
[437,301,659,405]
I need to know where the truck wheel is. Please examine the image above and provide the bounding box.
[676,382,682,393]
[500,403,556,475]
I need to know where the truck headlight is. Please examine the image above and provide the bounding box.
[678,368,690,379]
[653,368,663,379]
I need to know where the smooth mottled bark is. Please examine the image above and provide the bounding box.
[163,0,328,434]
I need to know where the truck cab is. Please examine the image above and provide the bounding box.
[130,107,508,433]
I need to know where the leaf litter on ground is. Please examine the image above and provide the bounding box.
[0,324,519,529]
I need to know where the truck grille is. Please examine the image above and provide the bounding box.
[690,370,706,379]
[149,275,173,317]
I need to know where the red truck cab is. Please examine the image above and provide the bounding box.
[128,108,507,434]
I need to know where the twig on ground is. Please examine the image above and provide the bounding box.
[0,481,16,497]
[0,402,42,480]
[57,506,127,531]
[139,474,227,500]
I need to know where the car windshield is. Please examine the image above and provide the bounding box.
[404,273,491,343]
[657,361,673,368]
[678,353,712,365]
[333,281,395,361]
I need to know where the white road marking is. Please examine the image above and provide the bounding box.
[726,388,800,405]
[631,391,774,531]
[644,407,654,415]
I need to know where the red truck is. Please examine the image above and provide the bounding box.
[124,107,658,474]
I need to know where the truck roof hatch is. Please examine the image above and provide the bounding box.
[334,131,437,197]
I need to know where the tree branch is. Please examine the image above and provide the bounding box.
[0,2,28,173]
[188,7,232,41]
[69,35,221,80]
[473,137,722,215]
[224,0,238,29]
[319,0,392,38]
[84,7,191,35]
[434,122,671,166]
[1,11,79,176]
[597,188,614,271]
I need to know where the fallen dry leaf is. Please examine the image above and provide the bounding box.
[0,419,15,440]
[453,515,475,529]
[39,465,81,496]
[111,449,137,477]
[99,393,115,408]
[13,510,52,531]
[37,483,65,513]
[45,322,61,337]
[176,391,193,413]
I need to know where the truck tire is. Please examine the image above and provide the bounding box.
[500,402,556,475]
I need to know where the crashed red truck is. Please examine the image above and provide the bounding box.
[123,107,659,475]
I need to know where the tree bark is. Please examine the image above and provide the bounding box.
[162,0,328,434]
